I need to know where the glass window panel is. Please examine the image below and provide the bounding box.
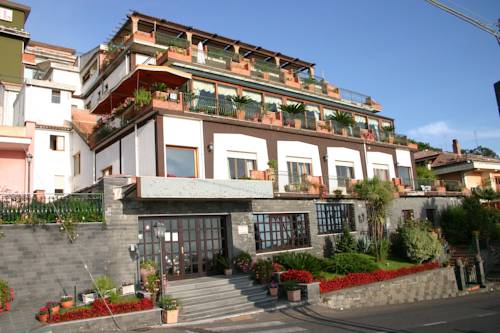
[166,146,197,178]
[264,95,282,112]
[398,166,412,186]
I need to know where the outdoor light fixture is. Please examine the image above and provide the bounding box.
[207,143,214,152]
[26,152,33,193]
[323,154,328,162]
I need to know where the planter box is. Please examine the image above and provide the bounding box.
[132,31,155,44]
[152,97,183,112]
[269,287,278,297]
[287,290,301,302]
[82,293,96,305]
[224,268,233,277]
[407,142,418,150]
[229,60,251,76]
[162,309,179,324]
[166,48,191,63]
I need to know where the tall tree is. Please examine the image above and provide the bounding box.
[461,146,499,158]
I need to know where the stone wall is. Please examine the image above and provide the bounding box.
[321,267,459,310]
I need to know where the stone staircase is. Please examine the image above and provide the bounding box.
[165,275,277,322]
[449,245,476,267]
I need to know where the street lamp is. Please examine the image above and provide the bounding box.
[26,153,33,193]
[153,222,166,296]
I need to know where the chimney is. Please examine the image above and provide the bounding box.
[452,139,461,156]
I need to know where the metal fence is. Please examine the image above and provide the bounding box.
[0,193,104,224]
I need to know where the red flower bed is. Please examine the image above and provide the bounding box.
[0,288,14,314]
[319,262,439,294]
[47,298,154,323]
[281,269,314,284]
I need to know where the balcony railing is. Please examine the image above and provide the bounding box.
[413,179,464,193]
[0,193,104,224]
[338,88,370,105]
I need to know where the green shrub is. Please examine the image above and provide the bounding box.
[356,235,372,254]
[251,259,273,284]
[134,88,152,108]
[371,238,391,262]
[92,276,115,297]
[336,227,356,253]
[398,220,443,263]
[158,295,180,310]
[282,280,299,291]
[323,253,378,274]
[274,252,322,276]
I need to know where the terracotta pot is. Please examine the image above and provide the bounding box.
[287,289,301,302]
[60,300,74,309]
[294,119,302,129]
[236,110,246,120]
[37,313,49,323]
[340,128,348,137]
[162,309,179,324]
[269,287,278,297]
[49,305,60,316]
[224,268,233,277]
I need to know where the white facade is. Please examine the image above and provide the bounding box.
[213,133,268,180]
[163,116,205,178]
[366,151,396,179]
[327,147,364,193]
[137,119,156,176]
[277,141,322,192]
[95,141,120,178]
[121,131,136,176]
[72,131,94,191]
[0,86,19,126]
[32,128,72,193]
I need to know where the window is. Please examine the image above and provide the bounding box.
[193,80,216,113]
[305,104,320,120]
[50,135,65,151]
[402,209,414,221]
[254,213,310,252]
[398,166,412,187]
[323,108,336,120]
[264,95,282,112]
[242,90,262,115]
[373,164,389,181]
[51,90,61,104]
[316,203,355,234]
[82,60,97,85]
[73,152,81,176]
[217,85,237,116]
[54,175,64,194]
[228,157,256,179]
[287,159,312,185]
[368,118,379,129]
[165,146,197,178]
[355,115,367,129]
[335,162,355,187]
[102,166,112,177]
[426,209,436,224]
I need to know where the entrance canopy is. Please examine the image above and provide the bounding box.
[91,65,192,115]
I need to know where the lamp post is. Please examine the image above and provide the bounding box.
[154,223,166,297]
[26,153,33,193]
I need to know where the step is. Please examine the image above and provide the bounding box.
[178,285,266,306]
[167,280,257,298]
[179,298,277,322]
[181,291,269,313]
[168,275,250,288]
[166,276,252,293]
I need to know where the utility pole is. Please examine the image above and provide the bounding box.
[425,0,500,46]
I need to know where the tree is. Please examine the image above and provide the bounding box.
[461,145,498,158]
[416,165,436,180]
[408,139,442,152]
[354,178,396,261]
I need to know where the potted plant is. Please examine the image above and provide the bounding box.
[93,275,116,298]
[134,88,152,109]
[144,273,159,300]
[327,111,355,136]
[266,159,278,183]
[233,251,252,273]
[37,306,49,323]
[60,295,74,309]
[382,125,395,143]
[334,189,343,197]
[283,280,301,302]
[150,82,168,100]
[158,295,181,324]
[216,255,232,277]
[140,259,157,285]
[46,301,60,316]
[280,103,305,129]
[269,280,278,297]
[230,95,252,120]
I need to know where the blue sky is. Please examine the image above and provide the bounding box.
[23,0,500,153]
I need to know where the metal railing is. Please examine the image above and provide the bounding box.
[0,193,104,224]
[413,179,464,192]
[155,32,190,49]
[327,177,357,194]
[339,88,370,105]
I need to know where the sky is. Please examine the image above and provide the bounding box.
[22,0,500,153]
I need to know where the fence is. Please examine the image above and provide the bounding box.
[0,193,104,224]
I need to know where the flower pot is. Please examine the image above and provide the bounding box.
[294,119,302,129]
[236,110,246,120]
[224,268,233,277]
[60,300,74,309]
[269,287,278,297]
[49,305,60,316]
[340,128,348,137]
[287,289,301,302]
[37,313,49,323]
[162,309,179,324]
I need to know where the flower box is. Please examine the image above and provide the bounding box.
[82,292,97,305]
[162,308,179,324]
[287,290,301,302]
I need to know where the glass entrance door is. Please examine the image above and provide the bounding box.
[138,215,226,280]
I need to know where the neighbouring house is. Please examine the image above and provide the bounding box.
[415,139,500,193]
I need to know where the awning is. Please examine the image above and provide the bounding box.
[91,65,192,114]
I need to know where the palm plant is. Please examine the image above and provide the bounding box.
[279,103,305,115]
[230,95,252,110]
[326,111,355,127]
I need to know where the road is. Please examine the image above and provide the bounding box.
[166,291,500,333]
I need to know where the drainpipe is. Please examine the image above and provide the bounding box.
[134,124,139,176]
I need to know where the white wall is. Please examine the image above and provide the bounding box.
[366,151,396,179]
[135,53,156,66]
[1,88,19,126]
[121,131,136,176]
[213,133,268,180]
[86,56,129,110]
[396,149,412,167]
[137,119,156,176]
[163,116,205,178]
[72,131,94,191]
[327,147,364,192]
[95,141,120,178]
[277,141,322,191]
[21,85,72,126]
[51,69,82,95]
[32,129,72,193]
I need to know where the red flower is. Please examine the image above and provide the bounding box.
[272,263,284,272]
[281,270,313,284]
[319,262,439,293]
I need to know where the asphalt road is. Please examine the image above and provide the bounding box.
[168,291,500,333]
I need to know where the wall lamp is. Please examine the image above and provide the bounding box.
[323,154,328,162]
[207,143,214,152]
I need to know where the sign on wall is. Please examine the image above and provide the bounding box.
[0,7,13,22]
